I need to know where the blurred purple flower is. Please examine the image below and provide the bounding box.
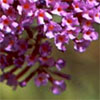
[0,0,99,95]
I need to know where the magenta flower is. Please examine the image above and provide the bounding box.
[34,72,49,87]
[35,9,52,25]
[51,1,69,16]
[56,59,65,71]
[72,0,83,13]
[17,0,36,16]
[0,0,14,10]
[44,21,62,39]
[0,15,18,33]
[54,32,69,51]
[51,80,66,95]
[62,13,79,30]
[0,0,100,95]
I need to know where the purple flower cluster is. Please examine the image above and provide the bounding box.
[0,0,100,94]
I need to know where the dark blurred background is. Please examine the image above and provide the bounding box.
[0,25,99,100]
